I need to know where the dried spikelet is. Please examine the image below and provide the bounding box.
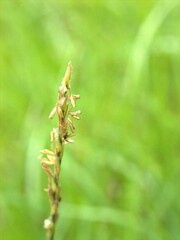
[62,61,72,89]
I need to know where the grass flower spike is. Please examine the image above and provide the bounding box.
[40,62,81,240]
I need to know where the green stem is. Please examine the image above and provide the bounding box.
[46,131,63,240]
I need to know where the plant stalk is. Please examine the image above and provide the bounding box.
[40,62,81,240]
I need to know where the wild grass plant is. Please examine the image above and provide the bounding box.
[1,1,180,240]
[40,63,80,239]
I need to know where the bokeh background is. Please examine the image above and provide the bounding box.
[1,0,180,239]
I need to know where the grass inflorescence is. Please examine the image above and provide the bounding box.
[40,62,81,240]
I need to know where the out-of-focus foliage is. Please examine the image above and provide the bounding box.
[0,1,180,240]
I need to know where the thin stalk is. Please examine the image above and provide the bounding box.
[40,62,81,240]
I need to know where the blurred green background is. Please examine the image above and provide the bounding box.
[1,0,180,239]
